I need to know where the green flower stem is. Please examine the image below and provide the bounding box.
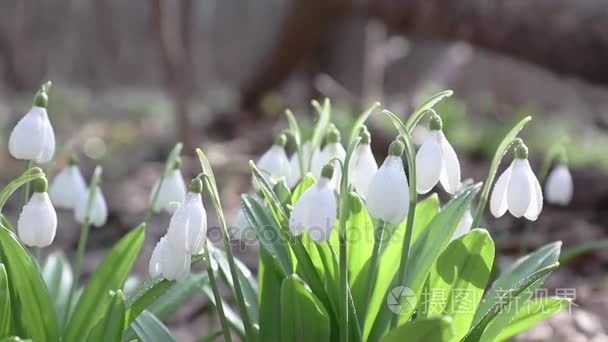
[21,160,33,208]
[0,167,45,215]
[197,149,256,342]
[145,143,183,222]
[359,219,387,325]
[203,240,233,342]
[63,165,102,326]
[471,116,532,229]
[390,132,418,329]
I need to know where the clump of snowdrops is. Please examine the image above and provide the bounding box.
[0,83,578,341]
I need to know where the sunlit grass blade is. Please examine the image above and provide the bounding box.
[495,297,570,341]
[381,317,454,342]
[85,290,126,342]
[0,264,12,337]
[129,310,176,342]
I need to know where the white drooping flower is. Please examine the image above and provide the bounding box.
[313,128,345,189]
[288,141,317,188]
[49,158,88,210]
[149,235,191,281]
[166,178,208,254]
[451,209,473,241]
[490,143,543,220]
[255,134,291,187]
[150,161,187,214]
[545,164,573,206]
[348,129,378,198]
[415,115,461,194]
[366,140,410,224]
[9,99,56,163]
[289,164,338,242]
[75,186,109,227]
[18,178,57,247]
[231,208,257,243]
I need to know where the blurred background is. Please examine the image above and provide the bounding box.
[0,1,607,340]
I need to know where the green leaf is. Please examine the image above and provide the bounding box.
[367,184,480,341]
[291,174,315,204]
[64,224,146,341]
[147,273,209,321]
[280,275,331,342]
[463,262,560,342]
[410,194,440,245]
[86,290,126,342]
[207,243,259,326]
[0,167,45,213]
[0,224,59,342]
[130,310,176,342]
[346,193,374,289]
[241,194,293,275]
[425,229,495,340]
[381,317,454,342]
[200,284,246,339]
[0,264,12,337]
[41,252,73,326]
[496,297,570,341]
[258,250,283,342]
[309,98,332,170]
[471,242,561,342]
[560,238,608,264]
[0,337,32,342]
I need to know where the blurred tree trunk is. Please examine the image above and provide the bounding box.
[0,0,36,91]
[150,0,194,153]
[242,0,608,110]
[95,0,120,85]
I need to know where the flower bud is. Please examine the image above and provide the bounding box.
[18,178,57,247]
[166,179,208,254]
[545,164,573,206]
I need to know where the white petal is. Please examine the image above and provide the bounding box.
[9,107,48,161]
[322,143,346,190]
[451,209,473,241]
[415,131,443,194]
[524,162,543,221]
[438,132,461,194]
[150,169,187,213]
[160,236,191,281]
[18,193,57,247]
[507,159,532,217]
[348,144,378,198]
[75,188,108,227]
[545,165,573,206]
[366,156,410,224]
[490,162,512,218]
[255,145,291,187]
[149,238,164,277]
[36,114,56,163]
[49,165,88,209]
[167,192,207,253]
[289,178,337,241]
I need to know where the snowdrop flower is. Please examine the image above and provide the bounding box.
[49,156,88,210]
[255,134,291,187]
[230,208,257,243]
[348,128,378,198]
[415,114,461,194]
[8,83,55,163]
[490,143,543,220]
[289,164,338,242]
[149,235,191,281]
[288,141,317,187]
[366,140,410,224]
[545,164,573,206]
[166,177,208,254]
[451,209,473,241]
[18,178,57,247]
[313,127,345,189]
[150,158,187,213]
[75,185,109,227]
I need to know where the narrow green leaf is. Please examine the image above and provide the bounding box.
[463,262,560,342]
[291,174,315,204]
[0,224,59,342]
[147,273,209,321]
[86,290,126,342]
[403,90,454,131]
[0,167,45,213]
[425,229,495,340]
[41,252,73,326]
[367,184,480,341]
[258,250,283,342]
[130,310,176,342]
[0,264,12,337]
[560,238,608,264]
[309,98,332,170]
[496,297,570,341]
[381,317,454,342]
[280,275,331,342]
[200,284,246,339]
[64,224,146,342]
[410,194,440,245]
[346,193,374,289]
[347,102,380,144]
